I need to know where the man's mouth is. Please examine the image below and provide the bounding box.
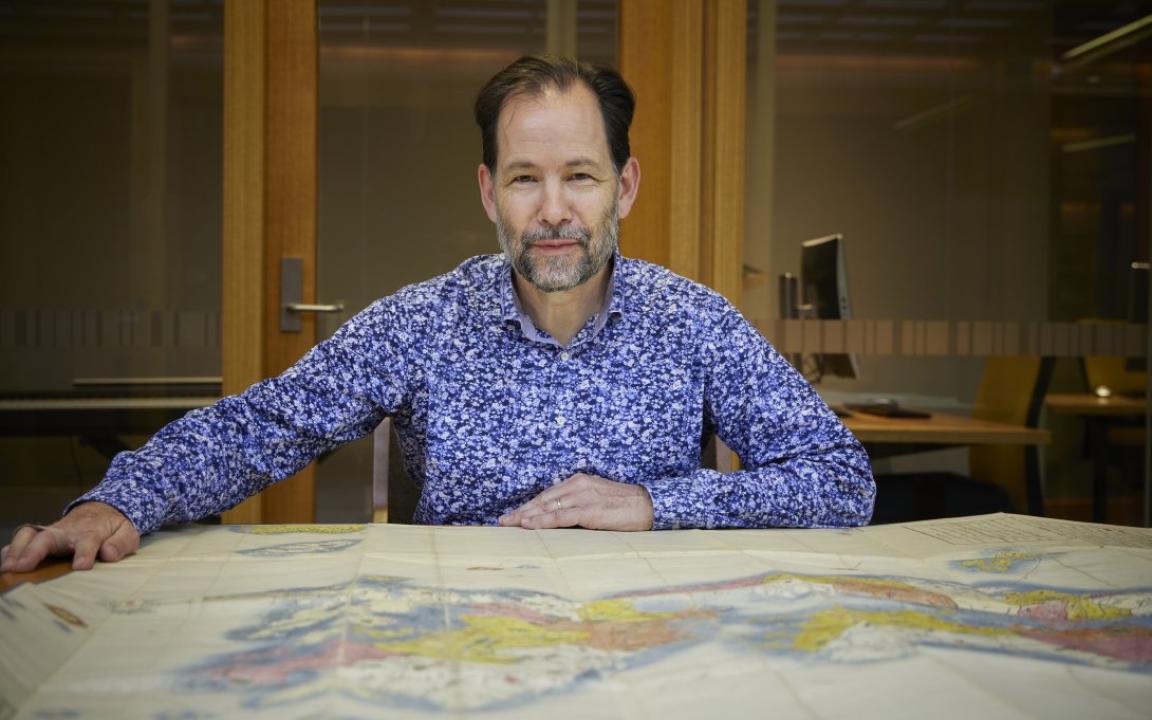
[530,240,581,251]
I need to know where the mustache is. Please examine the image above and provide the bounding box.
[521,225,591,245]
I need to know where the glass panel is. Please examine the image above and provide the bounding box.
[0,0,224,538]
[316,0,618,522]
[746,0,1149,525]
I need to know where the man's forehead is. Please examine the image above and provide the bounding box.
[495,83,610,167]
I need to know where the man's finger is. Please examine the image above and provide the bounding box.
[521,506,581,529]
[99,522,141,563]
[72,534,102,571]
[515,494,575,523]
[2,526,43,567]
[1,529,60,573]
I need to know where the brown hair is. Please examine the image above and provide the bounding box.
[474,55,635,175]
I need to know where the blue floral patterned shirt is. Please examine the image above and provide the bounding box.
[74,254,875,533]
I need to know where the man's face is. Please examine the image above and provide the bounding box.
[478,84,639,293]
[495,189,618,293]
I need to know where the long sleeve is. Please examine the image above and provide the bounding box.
[638,302,875,530]
[69,298,415,534]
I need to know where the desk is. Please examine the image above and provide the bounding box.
[0,396,218,458]
[1045,393,1146,417]
[0,558,70,592]
[1046,393,1147,523]
[843,409,1050,447]
[2,516,1149,718]
[844,411,1051,517]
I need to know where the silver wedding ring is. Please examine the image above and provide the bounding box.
[553,499,563,512]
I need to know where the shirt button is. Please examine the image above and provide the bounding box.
[559,352,570,361]
[556,415,567,427]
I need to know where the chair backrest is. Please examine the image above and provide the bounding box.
[371,419,391,523]
[1078,319,1147,396]
[372,418,418,523]
[969,356,1054,515]
[1082,356,1147,396]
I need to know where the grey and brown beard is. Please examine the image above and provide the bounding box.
[496,196,619,293]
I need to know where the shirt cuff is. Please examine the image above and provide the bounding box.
[65,456,173,535]
[636,469,724,530]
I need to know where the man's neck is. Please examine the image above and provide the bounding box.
[513,265,611,347]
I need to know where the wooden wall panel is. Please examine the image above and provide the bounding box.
[702,0,746,305]
[221,0,267,524]
[618,0,745,307]
[222,0,316,524]
[260,0,317,523]
[617,2,673,269]
[668,2,704,281]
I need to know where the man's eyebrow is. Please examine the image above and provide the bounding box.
[501,160,538,172]
[563,157,602,168]
[500,157,605,172]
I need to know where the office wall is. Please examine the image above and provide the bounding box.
[745,2,1052,404]
[0,56,223,392]
[0,5,224,534]
[744,0,1150,509]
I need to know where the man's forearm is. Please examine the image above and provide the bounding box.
[640,445,875,530]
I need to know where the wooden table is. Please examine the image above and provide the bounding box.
[0,559,72,593]
[843,410,1050,446]
[1045,393,1146,417]
[842,410,1052,515]
[0,396,218,458]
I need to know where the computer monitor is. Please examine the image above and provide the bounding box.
[800,234,859,380]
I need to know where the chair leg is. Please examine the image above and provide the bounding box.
[1089,419,1108,523]
[1024,445,1044,516]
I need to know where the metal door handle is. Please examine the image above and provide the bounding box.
[286,302,345,313]
[280,258,344,332]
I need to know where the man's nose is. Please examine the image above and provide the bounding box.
[537,180,572,227]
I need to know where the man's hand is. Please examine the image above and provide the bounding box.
[498,473,654,531]
[1,502,140,573]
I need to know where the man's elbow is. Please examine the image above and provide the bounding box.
[829,463,876,527]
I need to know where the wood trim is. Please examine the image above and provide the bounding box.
[618,1,672,269]
[700,0,746,307]
[221,0,317,524]
[220,0,267,524]
[668,2,704,281]
[617,0,746,304]
[745,0,777,317]
[260,0,317,523]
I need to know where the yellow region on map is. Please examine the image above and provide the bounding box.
[793,606,1007,652]
[958,551,1041,573]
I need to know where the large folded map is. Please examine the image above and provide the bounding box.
[2,513,1150,718]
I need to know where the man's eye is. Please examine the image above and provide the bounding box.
[512,175,536,184]
[570,173,594,182]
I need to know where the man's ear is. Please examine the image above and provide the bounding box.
[478,163,499,223]
[616,157,641,219]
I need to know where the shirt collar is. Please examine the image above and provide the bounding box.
[494,251,628,346]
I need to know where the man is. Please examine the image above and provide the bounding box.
[1,56,874,574]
